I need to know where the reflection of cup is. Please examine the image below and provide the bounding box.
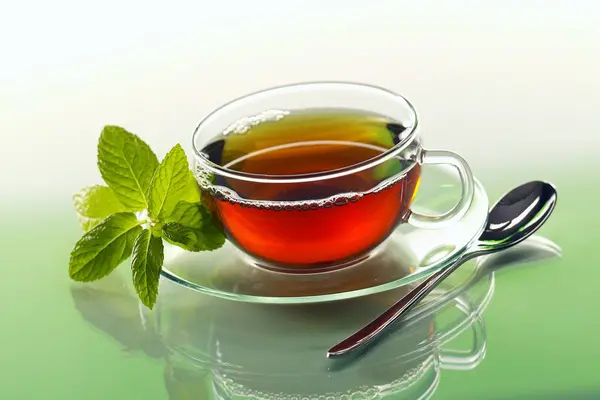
[192,82,475,272]
[70,237,561,400]
[154,277,491,400]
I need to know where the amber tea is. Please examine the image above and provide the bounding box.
[198,109,421,269]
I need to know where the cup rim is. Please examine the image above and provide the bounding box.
[191,81,419,184]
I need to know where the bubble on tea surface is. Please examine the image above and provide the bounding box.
[194,163,421,212]
[223,109,290,136]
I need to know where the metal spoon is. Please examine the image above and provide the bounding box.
[327,180,558,358]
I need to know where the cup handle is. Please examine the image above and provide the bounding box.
[407,149,475,229]
[439,314,487,371]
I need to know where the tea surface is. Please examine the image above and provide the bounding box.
[202,108,410,178]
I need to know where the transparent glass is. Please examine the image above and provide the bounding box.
[192,82,475,272]
[159,166,489,304]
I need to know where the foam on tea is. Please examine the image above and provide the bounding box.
[198,109,421,268]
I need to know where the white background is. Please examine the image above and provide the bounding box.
[1,1,598,197]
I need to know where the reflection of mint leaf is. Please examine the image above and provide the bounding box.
[131,229,164,309]
[373,157,404,182]
[69,213,142,281]
[73,185,128,231]
[98,126,159,210]
[147,144,192,219]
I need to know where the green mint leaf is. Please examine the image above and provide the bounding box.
[162,223,197,251]
[195,207,226,250]
[73,185,128,231]
[69,213,142,281]
[147,144,191,219]
[162,206,225,252]
[98,126,159,211]
[180,170,201,204]
[131,229,164,309]
[164,201,204,228]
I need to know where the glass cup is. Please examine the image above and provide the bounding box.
[192,82,475,272]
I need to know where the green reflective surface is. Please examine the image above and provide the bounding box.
[2,160,598,400]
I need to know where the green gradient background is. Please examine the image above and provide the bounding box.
[2,163,598,399]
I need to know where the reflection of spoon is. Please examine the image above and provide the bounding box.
[420,235,562,321]
[330,235,561,371]
[328,180,558,358]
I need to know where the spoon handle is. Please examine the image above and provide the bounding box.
[327,255,468,358]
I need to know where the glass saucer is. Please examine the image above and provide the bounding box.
[160,165,489,304]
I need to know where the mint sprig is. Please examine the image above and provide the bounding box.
[69,126,225,309]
